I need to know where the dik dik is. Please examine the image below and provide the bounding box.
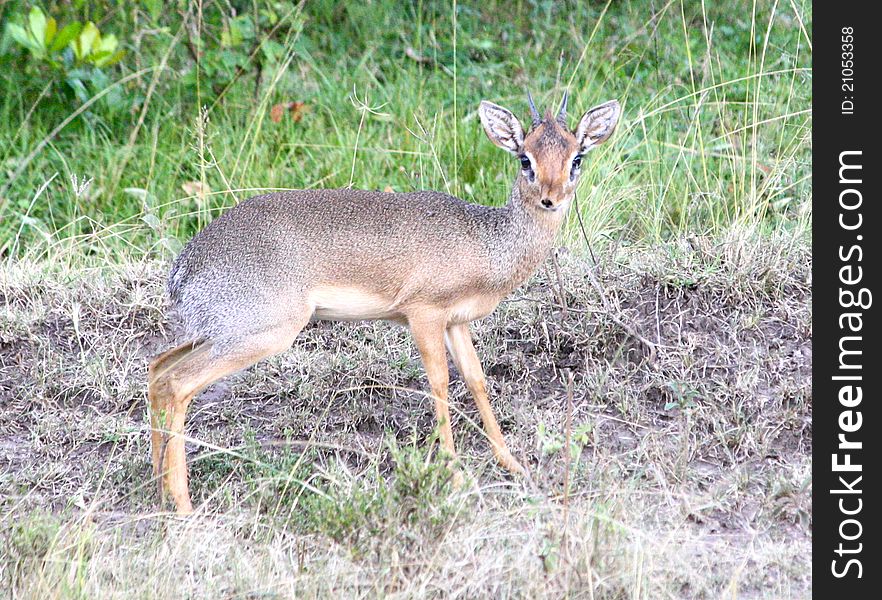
[148,92,621,513]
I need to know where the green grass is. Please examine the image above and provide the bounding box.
[179,431,461,552]
[0,0,811,261]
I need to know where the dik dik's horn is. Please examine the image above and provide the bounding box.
[527,91,541,128]
[556,90,569,126]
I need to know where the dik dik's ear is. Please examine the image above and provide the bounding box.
[574,100,621,153]
[478,101,525,156]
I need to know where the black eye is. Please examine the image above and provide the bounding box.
[519,155,532,170]
[570,155,583,180]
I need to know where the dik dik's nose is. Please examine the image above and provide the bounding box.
[540,198,554,208]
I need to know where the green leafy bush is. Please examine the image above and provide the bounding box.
[179,6,292,97]
[4,6,125,105]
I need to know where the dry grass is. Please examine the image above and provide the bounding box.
[0,233,811,598]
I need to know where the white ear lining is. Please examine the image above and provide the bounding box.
[479,101,525,155]
[575,100,621,152]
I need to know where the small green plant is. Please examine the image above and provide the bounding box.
[5,512,61,564]
[6,7,124,68]
[6,7,81,62]
[4,6,125,105]
[664,381,701,411]
[537,421,593,462]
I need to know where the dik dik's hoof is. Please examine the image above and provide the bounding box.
[497,451,526,476]
[176,503,194,515]
[171,494,194,515]
[156,487,194,515]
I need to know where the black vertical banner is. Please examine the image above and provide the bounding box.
[814,3,879,596]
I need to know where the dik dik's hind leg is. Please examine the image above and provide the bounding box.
[445,323,524,475]
[148,341,203,500]
[148,324,304,514]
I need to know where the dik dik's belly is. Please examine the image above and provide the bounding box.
[446,295,500,325]
[307,286,500,325]
[309,286,401,321]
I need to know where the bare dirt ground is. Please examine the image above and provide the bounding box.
[0,233,811,598]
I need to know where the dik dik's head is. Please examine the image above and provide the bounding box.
[478,92,620,212]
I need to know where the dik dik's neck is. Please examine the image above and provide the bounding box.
[490,185,566,292]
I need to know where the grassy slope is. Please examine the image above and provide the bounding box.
[1,236,810,597]
[0,1,812,597]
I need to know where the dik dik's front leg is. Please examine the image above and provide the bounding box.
[445,323,524,475]
[409,316,456,461]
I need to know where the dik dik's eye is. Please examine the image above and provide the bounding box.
[570,154,583,179]
[518,155,535,182]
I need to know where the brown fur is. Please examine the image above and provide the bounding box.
[524,118,580,207]
[149,94,620,513]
